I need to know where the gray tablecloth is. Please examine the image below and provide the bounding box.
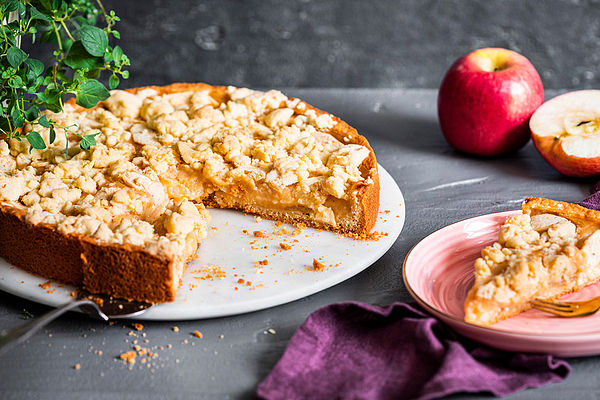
[0,89,592,399]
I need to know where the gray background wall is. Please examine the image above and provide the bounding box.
[21,0,600,89]
[85,0,600,90]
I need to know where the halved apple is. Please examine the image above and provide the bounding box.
[530,90,600,177]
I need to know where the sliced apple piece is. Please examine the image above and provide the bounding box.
[530,90,600,177]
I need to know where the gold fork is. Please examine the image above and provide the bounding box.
[530,297,600,317]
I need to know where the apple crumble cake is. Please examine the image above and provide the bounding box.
[464,197,600,326]
[0,83,379,303]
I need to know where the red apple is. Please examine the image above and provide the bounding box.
[438,48,544,156]
[530,90,600,177]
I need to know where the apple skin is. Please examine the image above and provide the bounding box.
[530,90,600,177]
[438,48,544,156]
[532,135,600,177]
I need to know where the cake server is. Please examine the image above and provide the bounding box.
[0,291,151,355]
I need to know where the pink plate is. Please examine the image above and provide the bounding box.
[403,210,600,357]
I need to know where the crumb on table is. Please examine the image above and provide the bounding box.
[131,323,143,331]
[119,351,136,364]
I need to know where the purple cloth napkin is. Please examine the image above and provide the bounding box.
[579,183,600,209]
[257,302,570,400]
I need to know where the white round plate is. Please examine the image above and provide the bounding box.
[0,165,404,320]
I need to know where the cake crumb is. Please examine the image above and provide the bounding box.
[267,328,276,334]
[279,242,291,250]
[193,330,203,338]
[39,280,52,290]
[119,351,136,364]
[237,278,245,284]
[253,230,266,238]
[74,363,81,370]
[191,264,226,280]
[131,323,143,331]
[258,259,268,266]
[312,259,326,271]
[172,326,179,332]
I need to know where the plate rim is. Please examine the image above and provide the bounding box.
[403,209,600,341]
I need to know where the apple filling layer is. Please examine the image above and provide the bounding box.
[465,199,600,326]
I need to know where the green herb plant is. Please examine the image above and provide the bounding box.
[0,0,129,155]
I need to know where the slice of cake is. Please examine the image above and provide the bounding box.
[464,197,600,326]
[0,83,379,303]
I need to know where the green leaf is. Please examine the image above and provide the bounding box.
[29,6,51,21]
[34,91,48,103]
[79,132,100,150]
[8,75,23,88]
[26,131,46,152]
[87,69,101,79]
[26,70,37,84]
[80,26,108,57]
[121,70,129,79]
[25,59,44,76]
[65,41,104,70]
[17,1,26,18]
[112,30,120,39]
[10,106,23,128]
[38,115,50,128]
[112,45,123,63]
[103,51,113,63]
[109,74,119,90]
[24,107,39,121]
[76,79,110,108]
[62,39,74,54]
[49,125,56,144]
[1,0,18,13]
[6,47,27,68]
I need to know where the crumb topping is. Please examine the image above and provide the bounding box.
[0,86,373,259]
